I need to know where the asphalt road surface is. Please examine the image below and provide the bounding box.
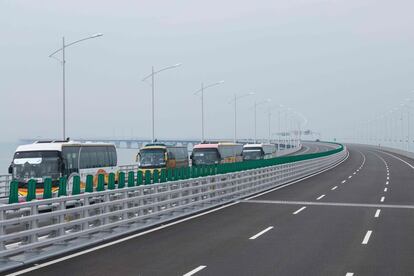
[7,144,414,276]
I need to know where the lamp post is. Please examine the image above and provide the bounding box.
[49,33,103,140]
[253,99,271,143]
[194,81,224,142]
[142,63,182,142]
[230,92,255,143]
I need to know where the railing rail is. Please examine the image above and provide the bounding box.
[0,145,346,272]
[0,175,12,198]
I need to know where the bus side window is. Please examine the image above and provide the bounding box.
[62,146,80,174]
[111,147,117,166]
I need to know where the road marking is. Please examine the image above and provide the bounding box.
[183,266,207,276]
[375,150,414,170]
[341,180,346,184]
[353,172,356,175]
[245,150,349,201]
[6,200,240,276]
[386,181,389,185]
[387,176,390,180]
[348,176,352,179]
[384,188,388,192]
[243,199,414,210]
[249,226,274,240]
[345,273,354,276]
[380,196,385,202]
[362,230,373,244]
[331,186,338,191]
[293,206,307,215]
[316,194,325,200]
[375,209,381,218]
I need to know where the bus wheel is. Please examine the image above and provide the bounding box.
[67,173,79,195]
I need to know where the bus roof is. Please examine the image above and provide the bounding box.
[243,143,273,149]
[15,141,115,153]
[193,142,242,149]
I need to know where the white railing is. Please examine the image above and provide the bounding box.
[0,147,346,272]
[0,175,12,198]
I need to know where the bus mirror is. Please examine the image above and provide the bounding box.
[8,165,12,174]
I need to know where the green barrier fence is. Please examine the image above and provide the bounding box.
[58,177,67,197]
[7,143,344,201]
[71,176,81,195]
[43,178,53,199]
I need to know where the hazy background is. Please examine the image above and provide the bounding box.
[1,0,413,144]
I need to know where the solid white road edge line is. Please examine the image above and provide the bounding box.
[249,226,274,240]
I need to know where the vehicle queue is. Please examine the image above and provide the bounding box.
[8,140,284,196]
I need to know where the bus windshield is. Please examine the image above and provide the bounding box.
[192,149,220,165]
[139,149,166,168]
[243,149,263,160]
[12,151,61,180]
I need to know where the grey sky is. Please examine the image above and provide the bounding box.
[1,0,413,142]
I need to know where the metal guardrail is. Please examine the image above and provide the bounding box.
[0,146,346,272]
[0,175,12,198]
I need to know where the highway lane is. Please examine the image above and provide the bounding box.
[7,144,414,276]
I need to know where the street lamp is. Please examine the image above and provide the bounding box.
[230,92,255,143]
[253,99,271,143]
[49,33,103,140]
[142,63,182,142]
[193,80,224,142]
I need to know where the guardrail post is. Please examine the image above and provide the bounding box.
[137,171,143,186]
[8,180,19,204]
[118,172,125,189]
[153,170,159,184]
[58,177,67,197]
[72,175,81,195]
[97,174,105,191]
[108,173,115,190]
[128,171,135,187]
[160,169,166,183]
[85,175,94,192]
[43,178,53,199]
[26,179,37,201]
[167,169,173,181]
[144,170,152,185]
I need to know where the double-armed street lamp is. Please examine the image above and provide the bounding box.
[142,63,182,142]
[193,81,224,142]
[49,33,103,140]
[230,92,255,143]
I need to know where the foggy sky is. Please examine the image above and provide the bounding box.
[1,0,413,142]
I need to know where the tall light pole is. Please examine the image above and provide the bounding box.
[193,81,224,142]
[142,63,182,142]
[253,99,271,143]
[49,33,103,140]
[230,92,254,143]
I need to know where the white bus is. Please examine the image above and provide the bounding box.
[8,140,118,196]
[242,143,277,161]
